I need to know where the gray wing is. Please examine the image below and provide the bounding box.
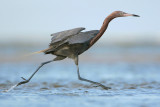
[45,30,99,54]
[67,30,99,44]
[50,27,85,44]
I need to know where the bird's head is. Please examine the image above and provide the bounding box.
[112,11,140,18]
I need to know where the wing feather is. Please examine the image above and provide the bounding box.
[67,30,99,44]
[46,30,99,54]
[50,27,85,44]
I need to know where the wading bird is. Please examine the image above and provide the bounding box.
[17,11,139,90]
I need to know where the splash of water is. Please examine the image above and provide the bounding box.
[3,83,18,92]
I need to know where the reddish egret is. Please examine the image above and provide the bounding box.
[17,11,139,90]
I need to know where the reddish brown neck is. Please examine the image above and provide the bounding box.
[89,14,116,47]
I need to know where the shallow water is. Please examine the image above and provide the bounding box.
[0,46,160,107]
[1,62,160,107]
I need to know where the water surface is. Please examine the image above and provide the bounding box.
[0,46,160,107]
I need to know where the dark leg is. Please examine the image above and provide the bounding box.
[17,60,53,86]
[74,56,111,90]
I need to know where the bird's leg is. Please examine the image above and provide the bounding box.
[74,56,111,90]
[17,60,53,86]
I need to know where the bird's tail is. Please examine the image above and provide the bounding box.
[24,48,50,57]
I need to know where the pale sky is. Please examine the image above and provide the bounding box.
[0,0,160,43]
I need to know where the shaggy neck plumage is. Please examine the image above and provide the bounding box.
[90,13,117,47]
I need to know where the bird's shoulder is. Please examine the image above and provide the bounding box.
[67,30,99,44]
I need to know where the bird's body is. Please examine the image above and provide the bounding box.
[45,28,99,60]
[16,11,139,90]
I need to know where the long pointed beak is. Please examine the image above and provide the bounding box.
[132,14,140,17]
[124,13,140,17]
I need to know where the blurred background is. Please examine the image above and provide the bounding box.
[0,0,160,63]
[1,0,160,106]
